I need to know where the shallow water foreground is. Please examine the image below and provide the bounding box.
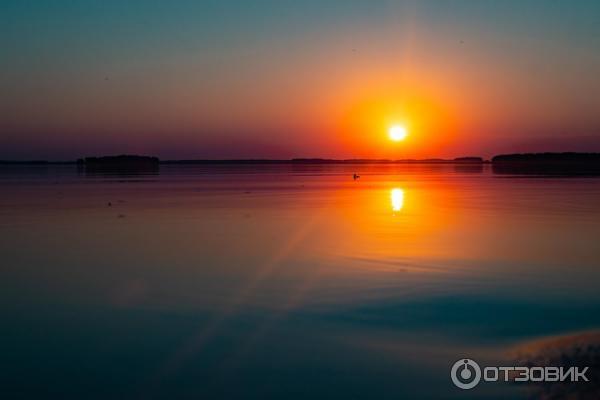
[1,164,599,399]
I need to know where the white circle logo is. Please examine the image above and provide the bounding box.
[451,358,481,389]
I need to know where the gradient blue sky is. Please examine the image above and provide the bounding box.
[1,1,599,159]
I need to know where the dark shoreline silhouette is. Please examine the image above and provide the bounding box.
[76,155,159,175]
[2,153,600,177]
[78,155,159,166]
[492,152,600,176]
[492,152,600,163]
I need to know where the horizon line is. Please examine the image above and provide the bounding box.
[3,152,600,165]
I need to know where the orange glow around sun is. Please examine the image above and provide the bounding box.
[332,80,459,158]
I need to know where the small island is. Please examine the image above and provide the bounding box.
[78,155,159,166]
[77,155,160,174]
[453,157,484,163]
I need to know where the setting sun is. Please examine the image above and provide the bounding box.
[389,125,408,142]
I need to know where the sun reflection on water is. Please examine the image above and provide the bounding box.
[391,188,404,212]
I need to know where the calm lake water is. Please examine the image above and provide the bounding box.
[1,164,599,399]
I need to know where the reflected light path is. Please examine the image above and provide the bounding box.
[391,188,404,212]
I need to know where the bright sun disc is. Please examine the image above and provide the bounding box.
[389,125,407,141]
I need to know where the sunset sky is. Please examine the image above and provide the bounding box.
[1,1,599,160]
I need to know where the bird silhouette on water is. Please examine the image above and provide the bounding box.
[353,173,360,180]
